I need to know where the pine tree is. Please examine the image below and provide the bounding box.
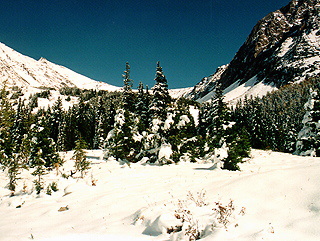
[57,114,67,151]
[145,62,172,163]
[222,126,251,171]
[49,97,63,143]
[93,97,107,149]
[29,114,61,168]
[31,149,47,194]
[107,64,140,162]
[135,82,150,132]
[198,83,229,152]
[0,84,15,165]
[150,62,171,122]
[295,84,320,156]
[122,62,135,113]
[73,138,90,178]
[168,98,198,162]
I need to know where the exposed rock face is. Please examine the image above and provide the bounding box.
[190,0,320,101]
[185,64,228,100]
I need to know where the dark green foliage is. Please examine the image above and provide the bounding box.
[295,81,320,156]
[122,62,136,113]
[29,115,61,168]
[73,138,90,178]
[46,182,59,195]
[150,62,171,121]
[198,83,230,152]
[0,84,15,162]
[31,149,47,194]
[233,77,319,152]
[135,82,150,132]
[167,98,198,162]
[222,126,251,171]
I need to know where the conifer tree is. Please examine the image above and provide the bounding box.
[0,84,14,165]
[122,62,135,113]
[222,126,251,171]
[29,114,61,168]
[32,149,47,194]
[57,115,67,151]
[168,98,198,162]
[108,63,139,162]
[73,138,90,178]
[145,62,172,163]
[198,83,229,152]
[135,82,150,132]
[295,84,320,156]
[150,62,171,122]
[49,97,63,143]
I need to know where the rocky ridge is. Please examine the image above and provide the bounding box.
[187,0,320,102]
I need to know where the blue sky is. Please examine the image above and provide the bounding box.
[1,0,290,89]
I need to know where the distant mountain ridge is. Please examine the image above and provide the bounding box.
[0,42,120,92]
[186,0,320,102]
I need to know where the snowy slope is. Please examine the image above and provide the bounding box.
[186,0,320,103]
[0,42,120,92]
[0,149,319,241]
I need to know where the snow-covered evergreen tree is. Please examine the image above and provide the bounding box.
[144,62,173,163]
[295,84,320,156]
[31,149,47,194]
[107,64,140,162]
[122,62,135,113]
[73,138,90,178]
[168,98,198,162]
[198,83,229,152]
[135,82,150,132]
[93,97,106,149]
[150,62,171,122]
[29,114,61,168]
[0,84,14,165]
[49,97,63,143]
[57,115,67,151]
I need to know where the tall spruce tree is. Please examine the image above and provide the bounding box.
[295,84,320,156]
[108,63,139,162]
[0,84,14,165]
[135,82,150,132]
[73,138,90,178]
[122,62,135,113]
[146,62,172,163]
[198,83,229,151]
[150,62,171,122]
[29,114,61,168]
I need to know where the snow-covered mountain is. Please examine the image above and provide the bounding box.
[187,0,320,103]
[0,42,120,93]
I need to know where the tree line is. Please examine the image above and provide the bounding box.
[4,62,320,195]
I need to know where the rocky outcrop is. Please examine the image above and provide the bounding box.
[191,0,320,101]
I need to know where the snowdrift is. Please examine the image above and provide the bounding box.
[0,149,319,240]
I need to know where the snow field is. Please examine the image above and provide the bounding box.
[0,149,319,240]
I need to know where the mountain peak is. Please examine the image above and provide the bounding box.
[189,0,320,102]
[0,43,120,92]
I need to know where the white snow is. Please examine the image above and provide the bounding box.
[189,106,199,126]
[0,42,121,92]
[277,37,294,57]
[0,149,319,241]
[197,76,277,105]
[158,143,173,162]
[169,87,193,99]
[177,115,190,129]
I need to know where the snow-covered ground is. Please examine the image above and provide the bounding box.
[0,149,319,241]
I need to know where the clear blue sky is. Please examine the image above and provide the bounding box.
[1,0,290,89]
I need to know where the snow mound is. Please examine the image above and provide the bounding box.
[0,149,320,240]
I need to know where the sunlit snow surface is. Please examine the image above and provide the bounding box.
[0,149,319,241]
